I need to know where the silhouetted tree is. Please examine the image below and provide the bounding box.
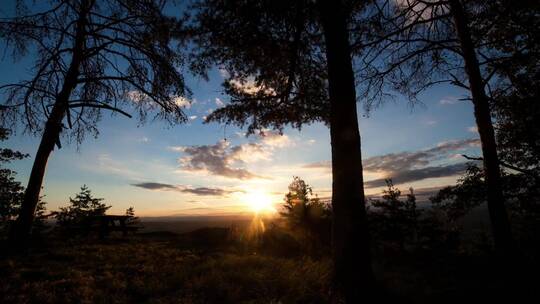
[369,180,420,249]
[0,128,27,234]
[125,206,141,227]
[55,185,110,228]
[1,128,47,236]
[432,163,540,244]
[353,0,540,258]
[190,1,375,299]
[481,1,540,180]
[0,0,190,244]
[281,177,331,253]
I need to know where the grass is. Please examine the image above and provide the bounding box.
[0,234,332,304]
[1,222,539,304]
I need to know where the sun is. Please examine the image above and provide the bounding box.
[243,190,276,213]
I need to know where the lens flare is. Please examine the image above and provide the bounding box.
[243,190,276,214]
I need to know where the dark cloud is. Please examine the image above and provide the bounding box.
[131,182,177,190]
[175,141,270,180]
[364,163,468,188]
[363,138,480,173]
[131,182,240,196]
[181,187,239,196]
[302,138,481,187]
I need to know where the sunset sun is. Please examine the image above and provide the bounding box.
[243,190,276,213]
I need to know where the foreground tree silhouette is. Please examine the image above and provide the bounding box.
[354,0,539,258]
[0,0,189,245]
[190,0,375,300]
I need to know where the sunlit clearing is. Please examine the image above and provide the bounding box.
[243,190,276,214]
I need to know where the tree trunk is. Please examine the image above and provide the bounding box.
[449,0,516,258]
[317,0,376,301]
[9,1,90,246]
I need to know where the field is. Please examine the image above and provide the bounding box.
[1,216,538,304]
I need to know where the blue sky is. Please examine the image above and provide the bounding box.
[1,2,482,216]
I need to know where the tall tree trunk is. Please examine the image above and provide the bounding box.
[449,0,516,258]
[9,1,90,246]
[317,0,375,301]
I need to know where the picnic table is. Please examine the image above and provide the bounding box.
[65,215,141,238]
[93,215,140,238]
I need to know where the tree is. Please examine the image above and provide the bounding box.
[0,128,47,236]
[55,185,110,228]
[190,0,375,300]
[0,128,27,233]
[124,206,141,228]
[369,179,420,249]
[280,177,331,253]
[352,0,539,258]
[0,0,190,244]
[480,1,540,179]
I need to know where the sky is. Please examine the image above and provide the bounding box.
[0,2,483,217]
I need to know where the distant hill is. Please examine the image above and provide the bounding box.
[139,215,254,234]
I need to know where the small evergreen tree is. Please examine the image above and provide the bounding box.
[55,185,110,227]
[280,177,331,254]
[125,206,141,227]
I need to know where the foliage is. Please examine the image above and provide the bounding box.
[280,177,331,254]
[55,185,110,228]
[368,180,421,248]
[0,0,189,143]
[0,127,47,235]
[431,163,540,220]
[0,129,26,230]
[431,164,487,222]
[124,206,141,228]
[189,0,331,135]
[431,163,540,255]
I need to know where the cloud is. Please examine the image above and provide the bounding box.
[131,182,177,191]
[303,138,481,187]
[189,115,197,120]
[131,182,241,196]
[228,78,276,95]
[218,66,230,79]
[126,90,148,103]
[362,138,480,173]
[173,131,293,180]
[364,163,468,188]
[467,126,478,133]
[394,0,448,23]
[303,160,331,169]
[257,130,292,148]
[439,96,461,105]
[175,141,267,180]
[173,96,192,109]
[215,97,225,107]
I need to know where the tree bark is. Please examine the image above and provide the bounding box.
[317,0,376,302]
[449,0,516,257]
[9,1,90,246]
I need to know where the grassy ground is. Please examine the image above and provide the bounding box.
[1,228,538,304]
[0,233,331,304]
